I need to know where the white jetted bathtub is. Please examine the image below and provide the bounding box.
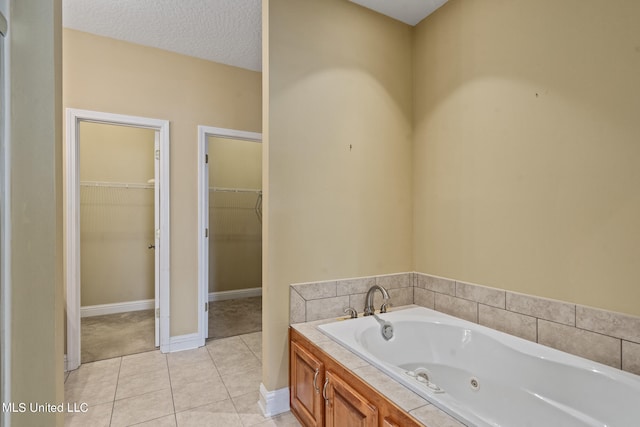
[318,306,640,427]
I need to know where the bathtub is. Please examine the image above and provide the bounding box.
[317,306,640,427]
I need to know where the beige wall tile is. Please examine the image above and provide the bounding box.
[456,281,505,308]
[414,287,435,309]
[622,341,640,376]
[336,276,376,295]
[289,288,306,324]
[306,296,350,321]
[577,305,640,343]
[291,281,337,300]
[434,293,477,323]
[416,273,455,296]
[349,294,367,314]
[506,292,575,326]
[478,305,537,342]
[389,286,413,308]
[538,320,621,368]
[376,273,413,289]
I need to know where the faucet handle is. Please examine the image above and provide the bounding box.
[344,307,358,319]
[380,302,392,313]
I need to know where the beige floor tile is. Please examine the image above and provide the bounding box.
[66,358,121,386]
[64,401,112,427]
[206,336,250,359]
[115,367,170,400]
[110,388,174,427]
[119,350,168,378]
[176,399,243,427]
[232,391,268,426]
[131,414,177,426]
[221,366,262,398]
[172,376,231,412]
[231,391,261,414]
[65,376,118,407]
[240,332,262,360]
[65,331,266,427]
[249,412,302,427]
[167,347,213,369]
[169,359,219,389]
[210,344,261,376]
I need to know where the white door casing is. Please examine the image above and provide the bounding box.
[153,131,160,347]
[197,126,261,342]
[65,109,170,370]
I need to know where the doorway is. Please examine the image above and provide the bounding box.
[197,126,262,342]
[79,122,155,363]
[65,109,170,371]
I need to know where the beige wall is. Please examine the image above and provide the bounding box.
[265,0,413,390]
[413,0,640,316]
[64,29,262,335]
[8,1,64,425]
[208,136,262,293]
[79,122,155,183]
[79,122,155,306]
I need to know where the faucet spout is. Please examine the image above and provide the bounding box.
[363,285,390,316]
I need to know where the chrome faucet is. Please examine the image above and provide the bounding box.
[363,285,390,316]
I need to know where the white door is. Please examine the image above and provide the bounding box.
[154,131,160,347]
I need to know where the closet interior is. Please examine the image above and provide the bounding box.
[207,135,263,339]
[79,122,156,363]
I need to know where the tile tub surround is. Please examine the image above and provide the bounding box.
[289,273,414,323]
[289,272,640,377]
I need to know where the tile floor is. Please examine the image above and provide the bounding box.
[64,332,301,427]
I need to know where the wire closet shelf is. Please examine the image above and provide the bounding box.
[210,186,262,224]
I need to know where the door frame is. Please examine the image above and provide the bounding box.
[197,126,261,342]
[65,108,171,370]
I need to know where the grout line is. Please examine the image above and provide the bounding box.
[109,357,123,426]
[165,352,178,426]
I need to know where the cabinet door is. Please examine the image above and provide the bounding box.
[382,418,401,427]
[325,370,377,427]
[290,340,324,427]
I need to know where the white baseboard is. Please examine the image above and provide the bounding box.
[167,332,204,353]
[258,383,290,417]
[208,287,262,302]
[81,299,155,318]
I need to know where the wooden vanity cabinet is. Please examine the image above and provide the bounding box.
[324,370,377,427]
[290,328,424,427]
[290,340,325,427]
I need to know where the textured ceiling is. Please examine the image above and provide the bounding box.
[62,0,262,71]
[63,0,447,73]
[350,0,448,26]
